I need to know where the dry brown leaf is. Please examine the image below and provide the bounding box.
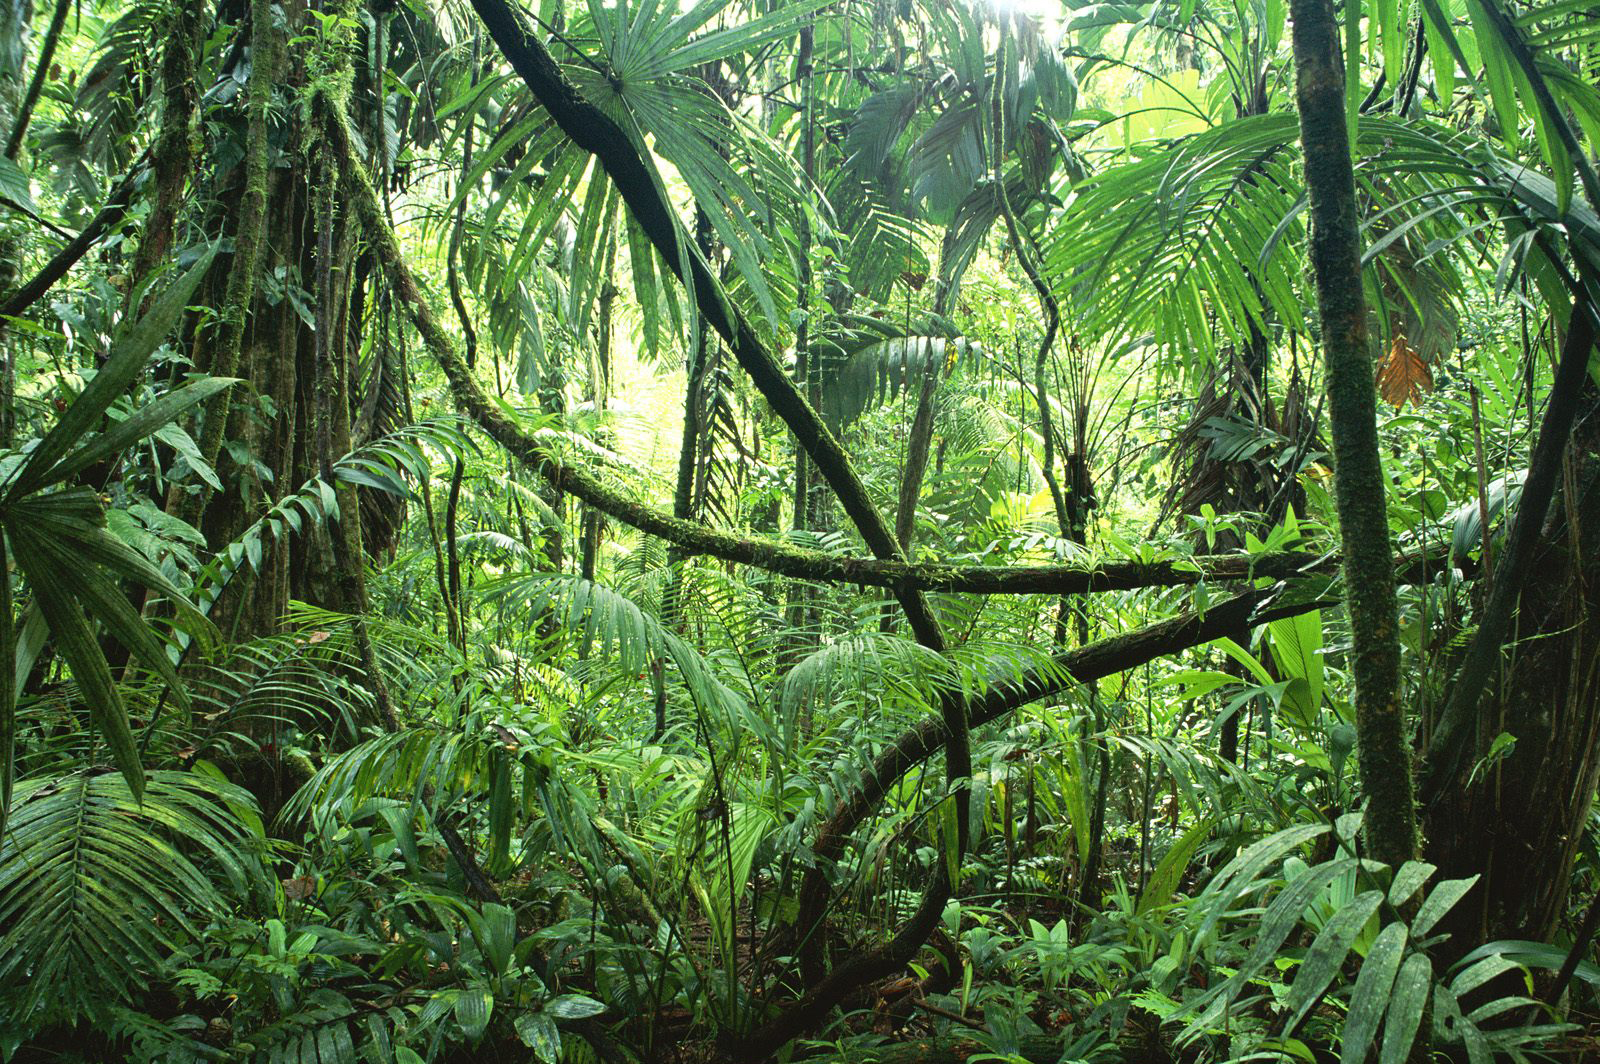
[282,875,317,899]
[1376,333,1433,407]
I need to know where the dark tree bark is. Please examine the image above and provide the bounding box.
[312,133,396,729]
[183,2,386,649]
[1289,0,1417,866]
[1424,382,1600,950]
[894,354,943,553]
[1419,308,1597,799]
[790,23,817,536]
[177,0,276,522]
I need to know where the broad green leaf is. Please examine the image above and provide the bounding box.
[1188,858,1356,1031]
[1449,953,1523,998]
[12,604,45,701]
[1379,952,1433,1064]
[1137,817,1213,916]
[1213,637,1276,687]
[16,527,192,708]
[1341,922,1409,1064]
[9,491,212,665]
[487,750,514,880]
[1267,609,1324,730]
[1347,0,1364,158]
[1195,823,1329,944]
[1412,875,1479,937]
[1465,0,1524,153]
[0,157,35,213]
[1284,890,1385,1035]
[0,771,253,1020]
[638,0,834,78]
[51,377,238,486]
[516,1012,561,1061]
[9,529,143,798]
[454,988,492,1042]
[1375,0,1402,81]
[1422,0,1458,103]
[544,993,606,1019]
[1456,938,1600,988]
[334,465,412,498]
[1388,860,1436,905]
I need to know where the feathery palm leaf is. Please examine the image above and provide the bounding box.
[0,769,261,1030]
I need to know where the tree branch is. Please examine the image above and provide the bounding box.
[0,153,148,323]
[736,585,1329,1057]
[312,122,1372,612]
[1419,300,1597,802]
[464,0,949,644]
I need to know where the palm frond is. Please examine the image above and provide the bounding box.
[0,769,260,1030]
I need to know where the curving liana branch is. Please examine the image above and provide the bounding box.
[739,585,1331,1057]
[328,65,1461,1052]
[328,109,1335,603]
[332,68,1486,1053]
[444,23,980,1001]
[464,0,945,643]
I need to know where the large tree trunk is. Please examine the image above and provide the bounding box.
[184,0,383,643]
[1425,384,1600,948]
[128,5,203,293]
[1419,302,1599,799]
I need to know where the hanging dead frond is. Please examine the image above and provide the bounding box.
[1375,333,1433,407]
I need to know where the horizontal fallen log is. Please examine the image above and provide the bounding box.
[806,587,1329,869]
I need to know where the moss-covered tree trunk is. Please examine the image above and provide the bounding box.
[1289,0,1417,867]
[128,4,203,294]
[179,0,388,645]
[174,0,276,525]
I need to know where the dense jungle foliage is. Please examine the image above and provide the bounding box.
[1,0,1599,1060]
